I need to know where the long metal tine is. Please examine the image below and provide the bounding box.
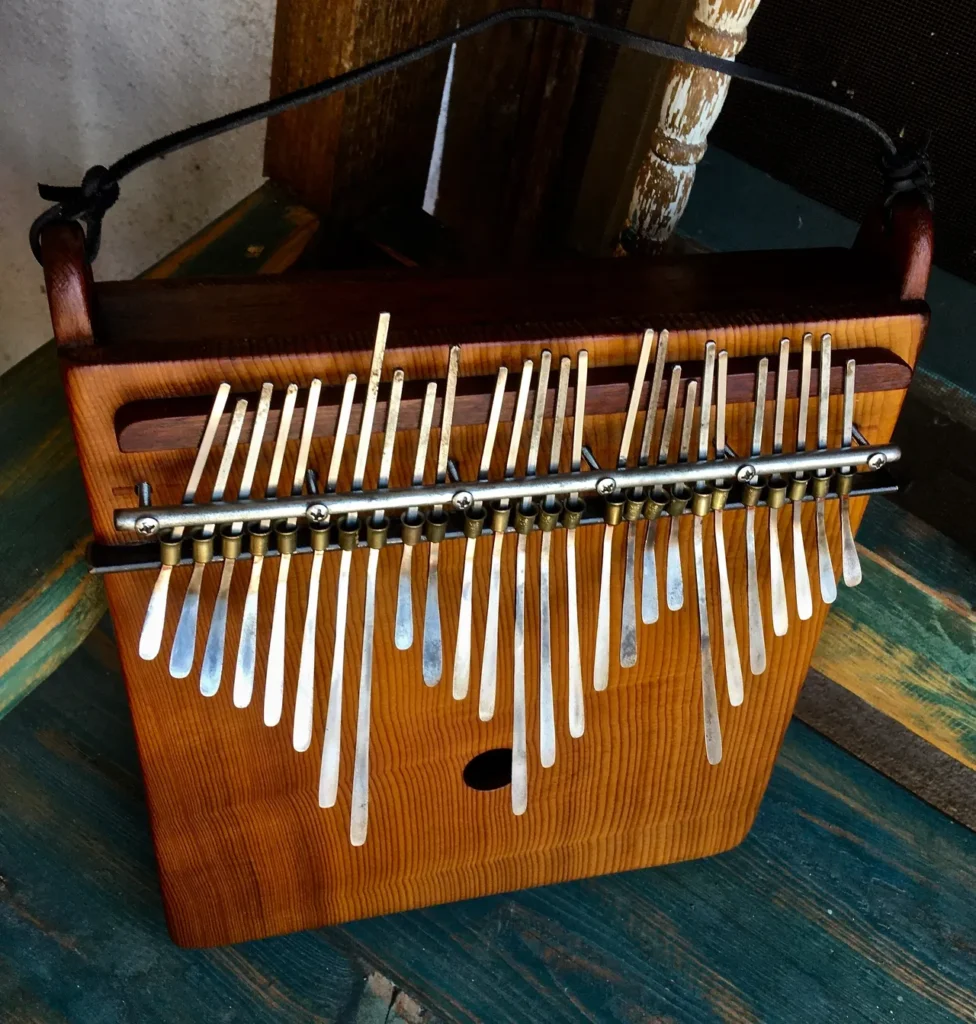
[768,338,790,637]
[712,351,743,706]
[453,367,508,700]
[200,383,272,696]
[170,397,248,679]
[233,383,298,708]
[566,351,587,738]
[264,378,321,725]
[595,329,654,691]
[395,382,437,650]
[816,334,838,604]
[140,383,231,661]
[792,335,814,621]
[320,313,389,809]
[665,378,697,613]
[643,364,680,625]
[350,369,403,846]
[292,375,356,751]
[480,358,532,722]
[840,359,862,587]
[745,358,768,675]
[422,345,461,686]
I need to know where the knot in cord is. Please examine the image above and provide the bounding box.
[30,164,120,263]
[882,136,934,210]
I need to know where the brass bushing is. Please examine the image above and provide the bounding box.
[643,490,667,521]
[191,528,214,564]
[514,502,539,535]
[691,487,712,517]
[740,482,763,508]
[490,501,512,534]
[425,510,449,544]
[539,499,562,533]
[766,474,788,510]
[159,531,183,566]
[462,505,488,540]
[604,492,625,527]
[667,484,690,519]
[400,512,425,546]
[309,520,330,552]
[562,497,584,530]
[248,522,271,557]
[366,517,390,550]
[787,474,809,502]
[275,521,298,556]
[336,516,360,552]
[835,469,855,496]
[710,481,732,511]
[810,472,833,499]
[623,492,644,522]
[220,526,243,559]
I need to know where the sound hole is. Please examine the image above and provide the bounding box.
[463,748,513,791]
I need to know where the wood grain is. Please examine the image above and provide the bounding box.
[40,222,95,347]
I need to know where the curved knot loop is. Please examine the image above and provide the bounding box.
[29,164,120,265]
[881,136,934,210]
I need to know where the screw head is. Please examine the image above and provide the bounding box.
[135,515,160,537]
[737,464,758,483]
[867,452,886,470]
[596,476,617,496]
[453,489,474,511]
[306,502,329,523]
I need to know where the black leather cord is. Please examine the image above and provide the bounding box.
[28,6,930,264]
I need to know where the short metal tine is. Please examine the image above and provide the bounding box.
[643,364,680,625]
[233,383,297,708]
[840,359,862,587]
[816,334,838,604]
[746,358,768,675]
[665,378,696,613]
[350,369,402,846]
[566,351,587,738]
[395,382,437,650]
[320,313,389,809]
[264,378,321,726]
[201,383,272,697]
[140,382,230,662]
[293,375,356,751]
[792,335,814,621]
[423,345,461,686]
[768,338,790,637]
[453,366,507,700]
[712,351,743,706]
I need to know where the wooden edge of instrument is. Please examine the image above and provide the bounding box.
[40,221,96,347]
[853,193,934,302]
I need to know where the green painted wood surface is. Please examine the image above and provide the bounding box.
[1,619,974,1022]
[0,183,318,722]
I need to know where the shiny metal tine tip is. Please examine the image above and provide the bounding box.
[745,361,768,676]
[665,379,697,613]
[769,342,789,638]
[327,375,358,493]
[618,328,655,469]
[638,330,669,470]
[567,352,587,736]
[695,516,722,764]
[840,359,862,587]
[792,336,814,622]
[815,335,837,603]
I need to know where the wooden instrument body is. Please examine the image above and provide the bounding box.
[48,230,928,947]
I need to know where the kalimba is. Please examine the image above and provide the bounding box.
[40,196,930,947]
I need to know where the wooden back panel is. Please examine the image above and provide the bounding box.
[50,235,927,947]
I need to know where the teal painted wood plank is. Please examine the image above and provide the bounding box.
[1,619,974,1023]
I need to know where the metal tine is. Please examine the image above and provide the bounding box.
[693,342,721,764]
[452,367,508,700]
[170,398,248,679]
[350,368,403,846]
[263,378,322,726]
[292,374,357,751]
[395,382,437,650]
[768,339,790,637]
[665,378,697,613]
[233,383,298,708]
[815,334,838,604]
[712,351,744,706]
[745,358,769,675]
[200,383,272,697]
[140,382,231,661]
[480,358,532,722]
[422,345,461,686]
[538,355,566,768]
[320,313,389,810]
[792,335,815,621]
[595,328,654,691]
[840,359,862,587]
[566,351,587,739]
[512,350,550,813]
[643,364,681,625]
